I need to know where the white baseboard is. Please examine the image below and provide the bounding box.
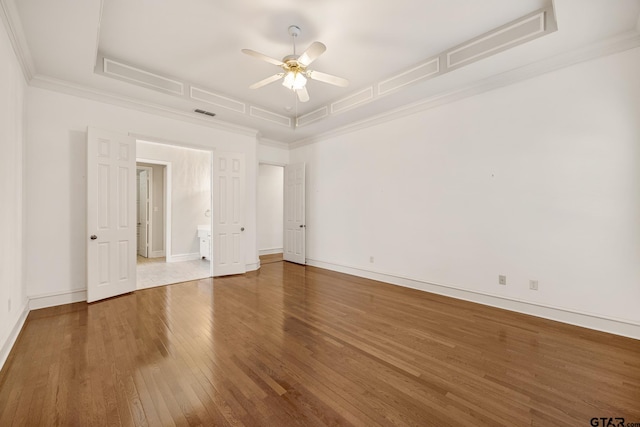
[0,301,30,372]
[306,258,640,340]
[167,252,201,263]
[29,288,87,310]
[150,250,165,258]
[246,261,260,272]
[259,248,283,256]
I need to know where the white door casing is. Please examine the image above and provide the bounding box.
[87,127,137,303]
[137,169,149,257]
[284,163,305,264]
[213,152,246,276]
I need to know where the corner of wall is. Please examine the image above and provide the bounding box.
[0,301,29,373]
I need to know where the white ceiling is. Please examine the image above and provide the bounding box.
[6,0,640,144]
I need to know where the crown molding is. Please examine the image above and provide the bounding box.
[30,75,259,138]
[0,0,36,81]
[257,136,289,150]
[289,30,640,150]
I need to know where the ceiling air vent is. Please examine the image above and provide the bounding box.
[194,109,216,117]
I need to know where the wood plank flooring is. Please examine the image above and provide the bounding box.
[1,259,639,426]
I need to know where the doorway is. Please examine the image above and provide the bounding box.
[258,164,284,264]
[135,141,212,289]
[136,165,153,258]
[87,128,248,302]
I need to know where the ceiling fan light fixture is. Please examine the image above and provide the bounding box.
[282,70,307,90]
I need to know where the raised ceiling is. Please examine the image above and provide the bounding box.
[5,0,640,144]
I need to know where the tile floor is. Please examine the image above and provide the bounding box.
[136,255,211,289]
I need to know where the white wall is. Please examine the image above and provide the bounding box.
[0,14,28,367]
[258,142,289,165]
[137,142,210,258]
[291,47,640,337]
[258,164,284,254]
[25,87,259,300]
[137,162,165,255]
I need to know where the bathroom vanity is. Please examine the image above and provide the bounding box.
[197,224,211,259]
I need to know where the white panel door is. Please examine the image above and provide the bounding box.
[137,170,149,257]
[87,127,137,303]
[213,152,246,276]
[284,163,305,264]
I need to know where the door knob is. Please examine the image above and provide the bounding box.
[299,225,306,228]
[90,235,97,240]
[240,227,245,231]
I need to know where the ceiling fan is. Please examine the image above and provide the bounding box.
[242,25,349,103]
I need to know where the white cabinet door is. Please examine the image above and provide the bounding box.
[283,163,305,264]
[87,127,137,302]
[213,152,246,276]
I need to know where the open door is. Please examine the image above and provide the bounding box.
[213,152,246,276]
[136,169,149,257]
[87,127,137,303]
[283,163,305,264]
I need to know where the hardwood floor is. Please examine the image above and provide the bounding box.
[260,253,283,265]
[1,261,639,426]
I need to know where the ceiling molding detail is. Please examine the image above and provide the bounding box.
[249,106,291,127]
[296,107,328,127]
[301,6,556,129]
[191,87,246,114]
[94,6,557,134]
[29,74,258,137]
[446,11,547,69]
[103,58,185,96]
[378,60,440,96]
[289,30,640,150]
[331,87,375,115]
[257,137,289,150]
[0,0,35,81]
[6,0,639,149]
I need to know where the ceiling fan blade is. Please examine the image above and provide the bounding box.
[296,86,310,103]
[298,42,326,67]
[307,70,349,87]
[249,73,284,89]
[241,49,284,66]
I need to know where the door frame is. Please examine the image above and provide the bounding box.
[133,134,215,279]
[136,165,154,258]
[258,162,286,257]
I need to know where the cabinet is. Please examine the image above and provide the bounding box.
[197,225,211,259]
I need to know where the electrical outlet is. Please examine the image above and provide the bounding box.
[529,280,539,291]
[369,256,374,263]
[499,275,506,285]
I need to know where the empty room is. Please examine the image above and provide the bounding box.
[1,0,639,426]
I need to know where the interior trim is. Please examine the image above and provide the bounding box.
[0,0,35,80]
[103,58,184,96]
[249,106,292,127]
[0,301,29,372]
[290,31,640,149]
[259,248,283,256]
[331,87,375,115]
[306,258,640,340]
[191,86,246,114]
[28,288,87,310]
[29,75,259,137]
[296,106,329,127]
